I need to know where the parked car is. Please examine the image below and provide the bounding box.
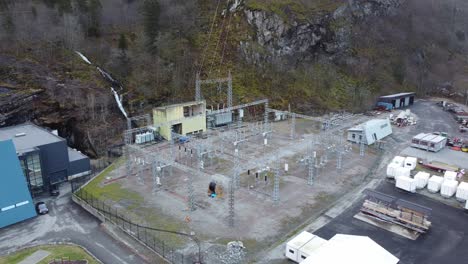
[35,202,49,215]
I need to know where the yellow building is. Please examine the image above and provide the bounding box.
[153,100,206,140]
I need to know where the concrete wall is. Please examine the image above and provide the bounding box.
[0,140,36,228]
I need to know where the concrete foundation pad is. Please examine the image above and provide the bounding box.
[18,250,50,264]
[354,212,420,240]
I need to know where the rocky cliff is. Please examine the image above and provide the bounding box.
[240,0,404,65]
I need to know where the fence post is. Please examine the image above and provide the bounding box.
[137,224,140,239]
[163,241,165,256]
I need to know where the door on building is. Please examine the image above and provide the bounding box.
[405,97,410,106]
[172,123,182,135]
[373,133,377,142]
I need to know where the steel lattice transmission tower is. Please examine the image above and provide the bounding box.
[195,72,233,108]
[273,167,280,203]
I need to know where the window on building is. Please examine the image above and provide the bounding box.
[22,153,43,190]
[289,249,294,254]
[352,134,356,139]
[183,106,190,117]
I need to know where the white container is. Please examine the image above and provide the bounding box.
[456,182,468,201]
[286,231,314,262]
[444,171,458,181]
[404,157,417,170]
[396,167,411,178]
[414,172,430,189]
[391,156,405,167]
[427,176,444,193]
[386,163,399,178]
[441,180,458,198]
[297,236,327,262]
[396,176,416,193]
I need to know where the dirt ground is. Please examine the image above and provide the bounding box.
[85,111,389,262]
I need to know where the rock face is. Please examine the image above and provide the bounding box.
[241,0,404,65]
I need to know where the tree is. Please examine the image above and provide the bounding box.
[142,0,160,54]
[118,33,128,55]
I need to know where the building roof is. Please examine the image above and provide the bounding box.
[287,231,315,249]
[154,100,206,111]
[0,123,63,153]
[414,133,447,143]
[300,234,399,264]
[348,119,388,132]
[67,148,88,162]
[379,92,415,99]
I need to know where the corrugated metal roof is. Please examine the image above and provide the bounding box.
[380,92,415,98]
[0,123,63,152]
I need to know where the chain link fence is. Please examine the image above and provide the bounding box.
[71,164,202,263]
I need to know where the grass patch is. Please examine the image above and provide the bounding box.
[81,158,144,205]
[0,245,99,264]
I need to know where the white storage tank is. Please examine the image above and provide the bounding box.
[441,180,459,198]
[286,231,314,262]
[444,171,458,181]
[396,176,416,193]
[414,172,430,189]
[404,157,417,170]
[391,156,405,167]
[427,176,444,193]
[297,236,327,262]
[455,182,468,201]
[135,134,142,144]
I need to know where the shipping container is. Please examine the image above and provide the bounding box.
[297,236,327,262]
[286,231,315,263]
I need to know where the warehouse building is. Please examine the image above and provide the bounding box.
[153,100,206,141]
[347,119,392,145]
[0,123,91,196]
[378,92,415,109]
[0,140,37,228]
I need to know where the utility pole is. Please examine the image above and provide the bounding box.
[290,113,296,140]
[273,167,280,204]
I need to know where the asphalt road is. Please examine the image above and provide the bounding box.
[0,185,148,264]
[314,181,468,264]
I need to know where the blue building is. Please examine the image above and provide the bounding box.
[0,123,91,196]
[0,140,37,228]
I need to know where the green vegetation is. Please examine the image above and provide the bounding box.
[0,244,99,264]
[245,0,342,20]
[82,158,143,206]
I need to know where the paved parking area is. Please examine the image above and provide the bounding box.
[0,185,148,264]
[314,181,468,264]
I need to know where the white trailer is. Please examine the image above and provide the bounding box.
[285,231,315,262]
[297,236,327,262]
